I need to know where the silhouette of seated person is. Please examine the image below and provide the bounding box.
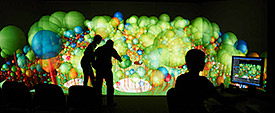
[93,40,122,106]
[167,49,222,113]
[81,35,102,87]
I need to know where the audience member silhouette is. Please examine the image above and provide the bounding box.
[167,49,222,113]
[93,40,122,107]
[81,35,102,87]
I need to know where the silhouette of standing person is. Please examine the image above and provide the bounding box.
[167,49,222,113]
[81,35,102,87]
[93,40,122,107]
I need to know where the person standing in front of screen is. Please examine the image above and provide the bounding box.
[167,49,223,113]
[93,40,122,107]
[81,35,102,87]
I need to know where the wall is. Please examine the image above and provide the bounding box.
[202,0,267,54]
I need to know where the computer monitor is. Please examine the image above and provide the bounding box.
[231,56,264,88]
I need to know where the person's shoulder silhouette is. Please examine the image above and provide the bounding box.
[94,40,122,69]
[174,49,218,112]
[168,49,223,113]
[176,49,207,88]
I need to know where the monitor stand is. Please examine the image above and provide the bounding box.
[248,85,256,96]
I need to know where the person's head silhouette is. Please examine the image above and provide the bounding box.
[185,49,206,73]
[92,35,102,45]
[105,40,114,48]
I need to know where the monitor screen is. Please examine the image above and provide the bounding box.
[231,56,264,87]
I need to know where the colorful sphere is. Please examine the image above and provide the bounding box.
[132,38,139,45]
[71,43,77,48]
[234,40,248,54]
[129,69,135,75]
[74,26,83,34]
[49,11,66,28]
[64,11,85,29]
[236,44,248,54]
[234,40,247,47]
[247,52,260,57]
[59,62,72,74]
[137,49,143,55]
[69,68,78,79]
[118,59,132,69]
[32,30,63,59]
[115,70,123,78]
[0,25,27,56]
[136,67,146,77]
[1,51,8,58]
[17,55,28,68]
[2,64,9,70]
[64,30,75,38]
[23,45,31,54]
[114,12,123,21]
[11,65,17,72]
[36,64,43,73]
[26,70,33,77]
[157,67,169,77]
[114,39,128,55]
[110,17,120,27]
[164,74,171,82]
[149,70,164,87]
[159,13,170,22]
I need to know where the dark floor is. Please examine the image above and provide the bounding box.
[1,95,170,113]
[2,94,274,113]
[103,96,169,113]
